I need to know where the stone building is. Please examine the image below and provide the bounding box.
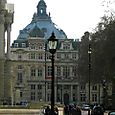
[0,0,112,106]
[0,0,14,104]
[10,0,79,105]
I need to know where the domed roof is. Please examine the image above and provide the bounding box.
[15,0,67,42]
[37,0,46,7]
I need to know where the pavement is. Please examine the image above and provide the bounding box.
[0,109,109,115]
[0,109,40,114]
[0,108,64,115]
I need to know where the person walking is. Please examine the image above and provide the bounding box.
[64,105,69,115]
[44,106,51,115]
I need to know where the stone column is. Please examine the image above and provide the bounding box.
[0,13,5,59]
[77,84,80,104]
[45,83,48,102]
[0,60,5,104]
[0,11,5,104]
[7,24,11,59]
[55,83,57,102]
[61,85,63,104]
[70,85,73,102]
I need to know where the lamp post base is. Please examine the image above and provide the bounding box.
[88,109,90,115]
[112,93,115,110]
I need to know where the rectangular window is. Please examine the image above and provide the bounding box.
[72,66,77,76]
[31,92,35,101]
[20,92,23,97]
[80,85,86,90]
[37,53,43,60]
[31,84,36,90]
[48,66,52,76]
[18,65,23,70]
[17,72,23,83]
[31,68,36,77]
[92,85,97,90]
[92,93,97,102]
[64,53,69,59]
[57,66,61,76]
[37,92,42,101]
[30,53,36,59]
[63,66,70,78]
[38,68,42,77]
[80,93,86,102]
[37,85,42,89]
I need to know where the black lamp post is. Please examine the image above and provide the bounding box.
[112,76,115,110]
[48,32,58,114]
[88,41,91,115]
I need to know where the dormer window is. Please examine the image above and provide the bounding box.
[22,43,26,48]
[38,44,43,50]
[63,43,70,50]
[30,44,35,49]
[14,43,18,48]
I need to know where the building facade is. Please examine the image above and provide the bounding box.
[0,0,112,106]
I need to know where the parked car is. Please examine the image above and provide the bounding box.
[81,104,90,110]
[91,106,104,115]
[108,111,115,115]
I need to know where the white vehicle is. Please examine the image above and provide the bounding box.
[81,104,90,110]
[108,112,115,115]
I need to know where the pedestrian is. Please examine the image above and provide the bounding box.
[54,106,59,115]
[44,106,51,115]
[64,105,69,115]
[71,106,77,115]
[76,106,81,115]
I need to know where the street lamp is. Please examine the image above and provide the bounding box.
[88,38,91,115]
[48,32,58,114]
[88,43,91,104]
[112,76,115,110]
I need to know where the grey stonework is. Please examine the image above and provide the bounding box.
[0,0,14,104]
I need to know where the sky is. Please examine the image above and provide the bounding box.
[7,0,111,44]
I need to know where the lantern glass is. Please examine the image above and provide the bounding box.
[48,32,58,54]
[48,40,57,50]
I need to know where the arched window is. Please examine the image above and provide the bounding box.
[40,9,43,14]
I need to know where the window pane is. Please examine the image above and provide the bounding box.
[38,68,42,77]
[31,68,36,77]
